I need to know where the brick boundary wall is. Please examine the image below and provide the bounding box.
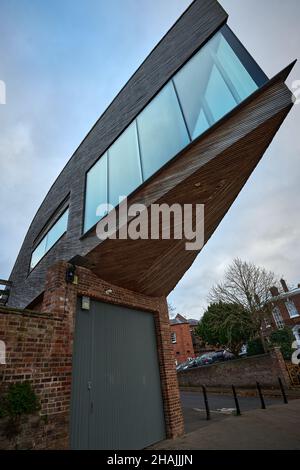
[178,347,291,390]
[0,261,184,449]
[0,307,70,449]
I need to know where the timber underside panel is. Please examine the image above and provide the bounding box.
[87,98,292,296]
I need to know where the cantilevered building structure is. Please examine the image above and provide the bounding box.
[5,0,295,449]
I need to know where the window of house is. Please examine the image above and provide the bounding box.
[272,306,285,329]
[30,208,69,270]
[173,27,261,141]
[137,82,190,180]
[171,332,177,344]
[84,153,108,232]
[285,300,299,319]
[83,24,267,234]
[108,122,142,208]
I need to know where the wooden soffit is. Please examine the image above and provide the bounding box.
[81,62,295,297]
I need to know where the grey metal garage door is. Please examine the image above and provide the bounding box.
[70,298,166,449]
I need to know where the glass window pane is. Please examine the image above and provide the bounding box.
[173,30,259,141]
[84,153,107,232]
[194,108,210,138]
[31,237,47,269]
[173,44,215,140]
[137,82,190,180]
[108,122,142,208]
[46,209,69,251]
[205,64,237,122]
[216,35,257,101]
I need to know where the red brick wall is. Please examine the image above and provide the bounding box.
[170,323,195,364]
[0,307,71,449]
[0,261,184,448]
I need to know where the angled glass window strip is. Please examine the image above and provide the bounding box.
[173,28,262,141]
[84,153,108,232]
[30,237,47,271]
[137,82,190,180]
[216,34,258,100]
[108,122,142,208]
[30,208,69,270]
[46,209,69,252]
[83,24,267,234]
[205,64,237,122]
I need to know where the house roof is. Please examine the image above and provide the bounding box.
[170,313,199,326]
[270,287,300,303]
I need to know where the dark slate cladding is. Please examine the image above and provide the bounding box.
[8,0,228,308]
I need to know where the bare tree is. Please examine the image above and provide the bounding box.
[208,258,279,349]
[167,302,177,319]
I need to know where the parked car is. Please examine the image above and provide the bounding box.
[176,358,195,371]
[176,358,203,372]
[210,350,235,362]
[185,358,198,369]
[223,350,235,361]
[194,353,214,367]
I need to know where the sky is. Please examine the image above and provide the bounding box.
[0,0,299,319]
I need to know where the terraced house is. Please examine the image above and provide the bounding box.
[1,0,295,450]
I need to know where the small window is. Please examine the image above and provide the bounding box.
[272,307,285,329]
[285,300,299,319]
[171,332,177,344]
[30,208,69,270]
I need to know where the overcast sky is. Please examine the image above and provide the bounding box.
[0,0,299,319]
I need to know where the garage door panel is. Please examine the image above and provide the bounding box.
[70,307,91,450]
[71,299,166,449]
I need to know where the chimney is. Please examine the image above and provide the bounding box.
[280,279,289,293]
[270,286,279,297]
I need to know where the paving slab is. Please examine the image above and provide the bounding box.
[151,399,300,450]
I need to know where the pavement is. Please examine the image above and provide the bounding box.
[180,390,283,433]
[150,394,300,450]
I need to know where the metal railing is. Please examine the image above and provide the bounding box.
[200,377,289,420]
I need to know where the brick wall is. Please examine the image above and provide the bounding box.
[0,261,184,448]
[0,306,71,449]
[170,323,195,364]
[178,348,291,389]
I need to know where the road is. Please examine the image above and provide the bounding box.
[181,390,283,433]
